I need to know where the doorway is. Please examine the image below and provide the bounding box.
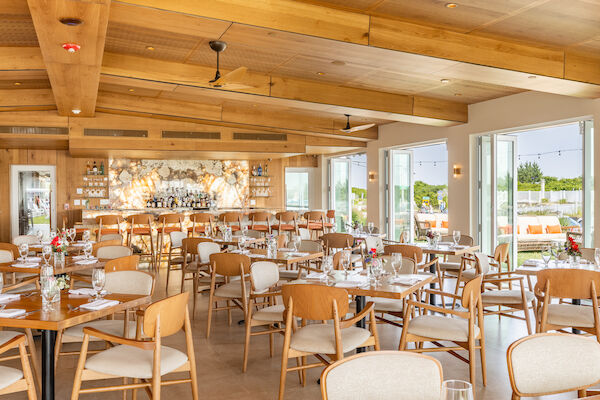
[329,153,367,232]
[10,165,56,239]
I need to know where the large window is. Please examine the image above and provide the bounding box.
[329,153,367,232]
[285,169,309,210]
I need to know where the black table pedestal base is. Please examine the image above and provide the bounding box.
[41,329,56,400]
[355,295,366,353]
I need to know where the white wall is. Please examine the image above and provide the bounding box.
[367,91,600,246]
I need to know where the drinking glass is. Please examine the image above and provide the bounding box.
[371,258,383,286]
[241,225,248,237]
[42,245,52,264]
[92,268,106,299]
[69,228,76,243]
[292,234,301,252]
[0,273,3,294]
[442,380,474,400]
[391,253,403,277]
[341,250,351,277]
[83,241,93,259]
[322,256,333,284]
[41,277,59,310]
[82,230,90,242]
[367,222,374,235]
[18,243,29,262]
[49,230,56,240]
[36,230,44,243]
[453,230,461,247]
[595,248,600,268]
[238,235,246,253]
[541,246,551,268]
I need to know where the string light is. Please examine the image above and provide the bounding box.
[519,148,581,160]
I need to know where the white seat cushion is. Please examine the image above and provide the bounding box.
[85,344,188,379]
[459,268,478,280]
[370,297,404,313]
[0,366,23,390]
[438,262,462,271]
[540,304,595,328]
[481,290,534,305]
[62,320,137,343]
[290,324,371,354]
[214,281,249,298]
[253,305,285,322]
[407,315,480,342]
[0,331,24,344]
[278,269,303,280]
[350,254,362,264]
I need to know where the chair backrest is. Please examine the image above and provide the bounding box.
[304,211,325,228]
[96,245,133,260]
[157,213,184,227]
[581,247,597,263]
[250,261,280,293]
[143,292,189,338]
[210,253,251,276]
[104,255,140,272]
[0,243,18,262]
[494,242,510,265]
[190,213,214,224]
[275,211,297,223]
[105,270,154,295]
[182,237,213,256]
[473,252,492,275]
[365,236,384,254]
[441,234,474,246]
[12,235,39,246]
[321,351,443,400]
[92,239,122,256]
[292,240,322,253]
[535,268,600,300]
[249,211,271,225]
[321,233,353,253]
[126,213,154,226]
[198,242,221,264]
[98,233,123,243]
[169,231,188,249]
[220,212,243,225]
[380,256,416,275]
[383,244,423,263]
[461,275,483,309]
[282,283,349,320]
[507,333,600,397]
[95,214,122,226]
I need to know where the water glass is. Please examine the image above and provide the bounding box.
[453,230,461,247]
[92,268,106,299]
[83,241,93,259]
[42,245,52,264]
[391,253,403,277]
[341,250,351,277]
[241,225,248,236]
[36,230,44,243]
[292,234,301,252]
[322,256,333,284]
[82,230,90,242]
[18,243,29,261]
[41,277,59,310]
[371,258,383,286]
[541,246,551,268]
[69,228,76,243]
[595,248,600,267]
[442,380,473,400]
[238,236,247,252]
[367,222,374,235]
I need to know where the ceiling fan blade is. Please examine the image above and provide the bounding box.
[210,66,248,87]
[340,123,375,133]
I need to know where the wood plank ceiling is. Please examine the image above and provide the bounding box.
[0,0,598,157]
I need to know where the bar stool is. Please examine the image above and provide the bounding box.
[188,212,215,237]
[270,211,298,237]
[220,212,243,231]
[156,213,184,266]
[298,211,326,239]
[125,213,155,271]
[248,211,271,234]
[95,215,123,242]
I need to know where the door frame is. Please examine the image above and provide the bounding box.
[329,158,351,231]
[387,148,414,242]
[10,164,57,239]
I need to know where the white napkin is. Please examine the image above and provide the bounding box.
[69,288,107,296]
[76,259,99,265]
[25,256,42,263]
[12,262,39,268]
[250,253,266,258]
[522,259,542,267]
[80,299,119,310]
[335,281,362,288]
[72,255,96,261]
[287,252,309,257]
[306,272,326,279]
[0,294,20,303]
[0,309,26,318]
[390,275,426,285]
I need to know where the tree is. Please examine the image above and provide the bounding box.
[518,161,542,184]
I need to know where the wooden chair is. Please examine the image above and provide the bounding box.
[56,270,155,364]
[384,244,440,298]
[298,211,326,239]
[0,243,38,293]
[535,268,600,340]
[243,261,285,372]
[271,211,298,236]
[104,255,140,273]
[0,334,37,399]
[182,239,220,317]
[96,245,133,260]
[453,251,498,299]
[187,212,214,237]
[12,235,39,246]
[97,233,123,244]
[91,239,121,257]
[324,210,335,232]
[278,283,379,400]
[126,213,156,271]
[437,234,474,281]
[71,292,198,400]
[74,242,131,285]
[321,351,443,400]
[219,212,243,232]
[399,275,486,390]
[493,242,511,271]
[248,211,272,233]
[206,253,251,338]
[165,231,188,290]
[155,213,184,266]
[321,233,362,267]
[94,215,122,242]
[507,333,600,399]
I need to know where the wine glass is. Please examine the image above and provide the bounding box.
[36,230,44,244]
[367,222,374,235]
[238,235,247,253]
[68,228,76,243]
[442,380,473,400]
[0,273,3,294]
[541,246,552,268]
[18,243,29,262]
[82,230,90,242]
[341,250,351,278]
[292,234,301,252]
[83,241,93,260]
[391,253,403,277]
[453,230,461,247]
[241,224,248,237]
[595,248,600,268]
[322,255,333,284]
[42,245,52,265]
[49,230,56,240]
[92,268,106,299]
[371,258,383,287]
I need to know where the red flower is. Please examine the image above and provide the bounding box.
[370,248,376,253]
[51,236,60,246]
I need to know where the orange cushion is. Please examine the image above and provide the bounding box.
[528,225,543,234]
[546,225,562,234]
[188,226,207,232]
[500,225,513,234]
[271,224,295,231]
[250,224,269,231]
[95,228,119,234]
[429,221,436,228]
[158,226,182,234]
[441,221,448,229]
[130,227,152,235]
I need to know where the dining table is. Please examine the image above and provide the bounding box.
[212,236,265,247]
[244,248,324,266]
[0,255,105,276]
[0,290,151,400]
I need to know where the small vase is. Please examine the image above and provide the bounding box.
[53,252,65,268]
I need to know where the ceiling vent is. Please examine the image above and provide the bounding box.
[84,129,148,137]
[0,126,68,135]
[233,132,287,141]
[162,131,221,140]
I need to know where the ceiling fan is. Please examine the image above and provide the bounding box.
[340,114,375,133]
[206,40,250,89]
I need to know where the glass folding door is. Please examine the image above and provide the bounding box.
[388,150,413,242]
[330,158,351,232]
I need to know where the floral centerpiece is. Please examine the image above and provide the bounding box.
[56,275,70,291]
[426,230,439,247]
[50,235,67,254]
[565,236,581,257]
[364,248,378,268]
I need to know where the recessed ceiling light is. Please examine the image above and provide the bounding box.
[331,60,346,66]
[528,75,537,79]
[14,82,21,86]
[454,93,462,96]
[440,78,450,83]
[145,46,155,51]
[71,109,81,114]
[445,3,458,8]
[316,72,325,75]
[128,88,135,92]
[59,17,83,26]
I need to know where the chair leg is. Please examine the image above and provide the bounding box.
[19,343,36,400]
[71,335,89,400]
[480,339,487,386]
[269,331,274,358]
[206,291,214,338]
[242,318,252,372]
[54,329,63,368]
[192,272,198,319]
[278,355,288,400]
[227,300,232,326]
[468,341,477,388]
[523,302,533,335]
[25,328,41,389]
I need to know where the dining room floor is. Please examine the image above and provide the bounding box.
[3,265,590,399]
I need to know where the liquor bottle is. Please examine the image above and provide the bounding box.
[86,161,91,175]
[252,165,257,176]
[264,163,269,177]
[92,161,98,175]
[146,198,151,208]
[100,161,104,175]
[257,163,263,176]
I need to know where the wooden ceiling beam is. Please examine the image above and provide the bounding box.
[26,0,111,117]
[116,0,600,96]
